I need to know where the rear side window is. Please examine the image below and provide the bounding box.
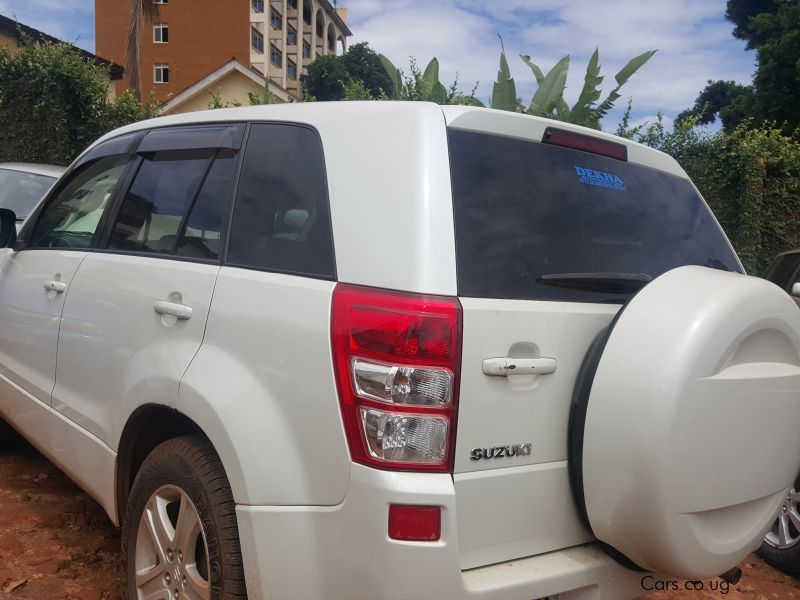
[449,130,741,302]
[226,123,335,279]
[108,150,210,255]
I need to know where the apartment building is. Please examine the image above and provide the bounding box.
[250,0,351,98]
[95,0,351,104]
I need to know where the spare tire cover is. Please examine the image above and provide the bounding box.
[578,265,800,579]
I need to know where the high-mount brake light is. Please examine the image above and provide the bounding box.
[542,127,628,161]
[331,284,462,472]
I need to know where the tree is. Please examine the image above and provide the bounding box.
[341,42,395,99]
[676,80,755,128]
[681,0,800,133]
[126,0,159,102]
[0,38,157,165]
[302,43,397,101]
[378,55,482,104]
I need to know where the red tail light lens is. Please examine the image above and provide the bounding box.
[542,127,628,161]
[331,284,462,472]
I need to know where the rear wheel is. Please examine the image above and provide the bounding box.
[122,436,246,599]
[759,475,800,575]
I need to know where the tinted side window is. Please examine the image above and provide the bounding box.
[227,123,334,279]
[767,254,800,289]
[108,151,210,254]
[175,154,236,260]
[30,155,131,249]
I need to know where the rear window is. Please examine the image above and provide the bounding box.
[449,130,741,302]
[0,168,56,218]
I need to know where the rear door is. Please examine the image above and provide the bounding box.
[52,124,242,446]
[446,124,743,569]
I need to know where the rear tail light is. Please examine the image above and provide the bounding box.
[332,284,462,472]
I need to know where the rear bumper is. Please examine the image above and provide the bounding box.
[236,463,644,599]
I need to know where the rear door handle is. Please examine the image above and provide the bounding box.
[482,357,557,376]
[44,281,67,293]
[153,300,193,320]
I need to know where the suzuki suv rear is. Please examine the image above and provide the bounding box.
[0,102,798,600]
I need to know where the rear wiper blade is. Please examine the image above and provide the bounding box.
[537,272,652,294]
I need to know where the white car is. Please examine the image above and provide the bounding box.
[0,162,64,229]
[0,103,798,600]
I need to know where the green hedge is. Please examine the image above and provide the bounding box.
[0,38,156,166]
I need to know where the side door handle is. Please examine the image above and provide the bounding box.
[153,300,193,321]
[44,280,67,294]
[482,357,557,376]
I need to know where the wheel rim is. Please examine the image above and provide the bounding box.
[764,485,800,550]
[134,484,210,600]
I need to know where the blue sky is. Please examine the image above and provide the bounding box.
[0,0,756,131]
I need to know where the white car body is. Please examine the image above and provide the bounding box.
[0,102,798,600]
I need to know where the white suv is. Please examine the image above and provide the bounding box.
[0,103,798,600]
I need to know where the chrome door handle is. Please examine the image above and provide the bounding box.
[153,300,193,320]
[482,357,557,376]
[44,281,67,293]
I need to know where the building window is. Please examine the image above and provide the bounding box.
[154,64,169,84]
[153,24,169,43]
[270,44,282,68]
[270,7,282,30]
[251,0,264,12]
[303,6,311,24]
[328,35,334,52]
[287,25,297,46]
[251,27,264,53]
[289,0,298,8]
[302,40,311,59]
[287,58,297,80]
[153,0,168,4]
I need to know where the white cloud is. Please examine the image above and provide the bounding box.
[343,0,755,130]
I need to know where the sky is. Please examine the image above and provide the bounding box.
[0,0,756,131]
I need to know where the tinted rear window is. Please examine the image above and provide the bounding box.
[449,130,741,302]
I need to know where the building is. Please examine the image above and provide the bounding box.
[0,14,124,100]
[95,0,351,106]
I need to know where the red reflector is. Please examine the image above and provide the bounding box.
[388,505,441,541]
[542,127,628,161]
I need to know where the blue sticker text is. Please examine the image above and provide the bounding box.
[575,166,626,191]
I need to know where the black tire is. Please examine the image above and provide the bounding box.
[758,475,800,576]
[122,435,246,599]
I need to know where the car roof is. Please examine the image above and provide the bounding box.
[0,163,65,178]
[89,102,685,178]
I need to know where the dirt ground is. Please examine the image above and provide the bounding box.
[0,438,797,599]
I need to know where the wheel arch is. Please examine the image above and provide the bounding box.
[116,404,205,523]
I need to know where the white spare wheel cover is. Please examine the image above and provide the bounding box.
[578,265,800,579]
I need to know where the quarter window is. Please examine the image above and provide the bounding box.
[154,64,169,84]
[227,124,334,279]
[29,155,132,249]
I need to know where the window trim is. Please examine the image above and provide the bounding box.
[221,121,337,282]
[153,23,169,43]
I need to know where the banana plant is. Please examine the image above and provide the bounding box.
[379,54,483,105]
[507,49,656,128]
